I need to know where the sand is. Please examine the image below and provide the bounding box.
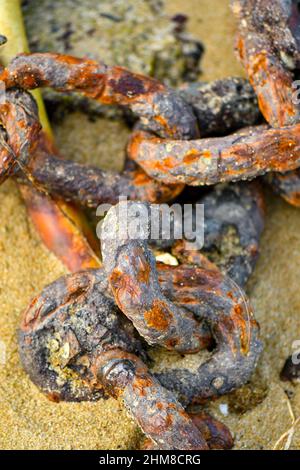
[0,0,300,450]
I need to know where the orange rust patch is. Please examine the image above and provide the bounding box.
[21,297,40,329]
[55,54,86,65]
[232,303,250,355]
[236,36,245,62]
[47,392,61,403]
[154,115,178,138]
[162,156,177,169]
[127,131,160,160]
[251,52,268,78]
[144,157,177,173]
[110,268,123,286]
[17,119,26,129]
[183,149,200,164]
[257,94,274,124]
[154,115,168,128]
[184,149,211,165]
[201,150,211,159]
[283,191,300,206]
[164,413,174,428]
[227,291,234,300]
[176,296,199,305]
[135,256,151,284]
[133,376,153,395]
[110,268,141,307]
[132,169,152,186]
[277,138,297,152]
[144,299,172,331]
[165,337,179,348]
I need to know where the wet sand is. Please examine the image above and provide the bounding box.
[0,0,299,449]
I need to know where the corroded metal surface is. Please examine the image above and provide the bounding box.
[0,88,183,205]
[18,200,263,446]
[128,124,300,185]
[19,268,208,450]
[180,77,260,137]
[232,0,300,128]
[232,0,300,206]
[0,89,40,183]
[1,5,276,449]
[95,349,208,450]
[173,181,265,287]
[141,411,234,450]
[18,257,260,447]
[21,152,184,207]
[156,262,262,404]
[0,52,199,139]
[100,202,262,403]
[0,67,101,271]
[19,268,144,402]
[265,170,300,206]
[101,202,211,354]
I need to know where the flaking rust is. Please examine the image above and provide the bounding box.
[101,202,211,354]
[0,52,199,140]
[231,0,300,206]
[0,49,101,271]
[19,201,263,448]
[128,124,300,186]
[155,261,262,404]
[96,349,209,450]
[231,0,300,128]
[0,89,41,184]
[2,54,274,207]
[0,53,263,141]
[0,89,183,205]
[19,268,209,450]
[5,75,263,206]
[0,19,273,449]
[18,252,250,448]
[100,202,262,403]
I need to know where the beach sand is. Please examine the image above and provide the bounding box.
[0,0,300,449]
